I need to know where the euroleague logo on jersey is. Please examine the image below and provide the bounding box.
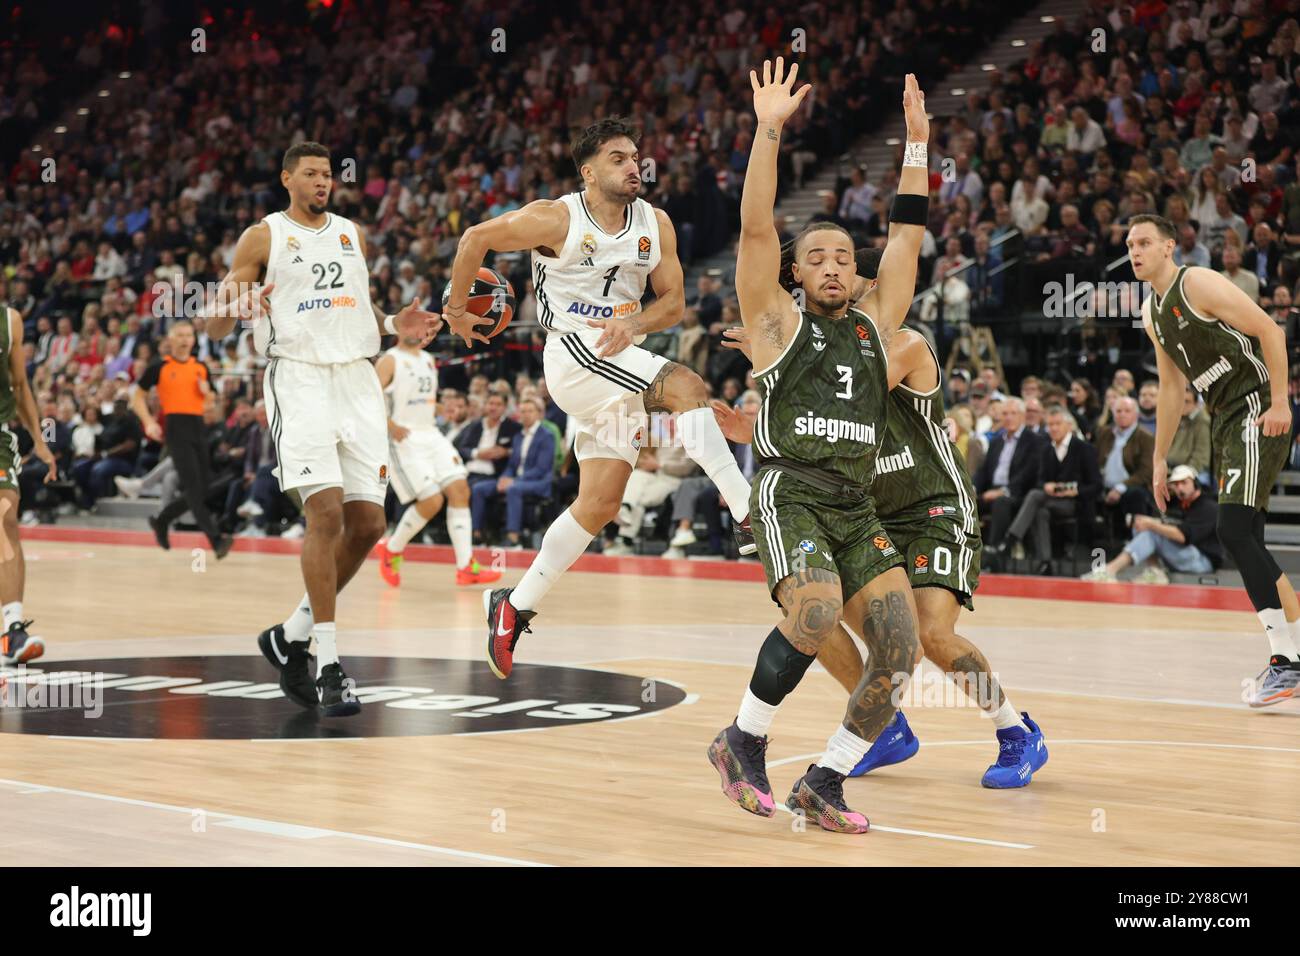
[638,235,652,261]
[855,323,876,358]
[339,233,356,254]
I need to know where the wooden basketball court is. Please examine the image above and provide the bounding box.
[1,528,1296,867]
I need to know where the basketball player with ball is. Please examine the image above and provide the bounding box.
[206,142,439,716]
[442,118,756,680]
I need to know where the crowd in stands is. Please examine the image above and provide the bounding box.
[5,0,1300,579]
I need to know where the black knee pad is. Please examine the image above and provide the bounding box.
[749,627,816,706]
[1218,504,1282,609]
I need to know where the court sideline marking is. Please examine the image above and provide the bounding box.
[0,777,550,867]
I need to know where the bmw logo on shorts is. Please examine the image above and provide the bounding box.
[799,539,817,553]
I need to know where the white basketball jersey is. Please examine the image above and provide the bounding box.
[257,211,379,364]
[383,346,438,432]
[530,192,662,337]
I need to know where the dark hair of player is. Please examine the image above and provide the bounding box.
[283,141,331,173]
[1128,213,1176,240]
[571,117,641,174]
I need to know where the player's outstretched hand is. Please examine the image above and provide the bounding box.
[1151,457,1169,513]
[711,399,754,445]
[586,317,640,359]
[902,73,928,143]
[394,298,443,346]
[442,299,493,348]
[750,57,811,125]
[1256,402,1291,438]
[720,325,752,361]
[35,443,58,483]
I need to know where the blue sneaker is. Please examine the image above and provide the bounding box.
[981,712,1048,788]
[848,711,920,777]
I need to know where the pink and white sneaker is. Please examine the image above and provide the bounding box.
[787,764,870,834]
[707,721,776,818]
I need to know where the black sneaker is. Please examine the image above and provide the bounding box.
[257,625,317,710]
[732,515,757,556]
[214,534,234,560]
[148,515,170,551]
[787,763,870,833]
[1,620,44,664]
[317,662,361,717]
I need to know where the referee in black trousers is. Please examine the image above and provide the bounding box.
[130,320,233,557]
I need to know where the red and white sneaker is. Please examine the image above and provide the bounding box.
[483,588,535,680]
[456,559,502,586]
[377,540,402,588]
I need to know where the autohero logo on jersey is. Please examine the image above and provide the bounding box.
[297,295,358,313]
[793,411,876,445]
[3,657,687,739]
[566,301,640,319]
[50,886,151,936]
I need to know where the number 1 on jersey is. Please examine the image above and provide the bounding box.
[835,365,853,399]
[601,266,619,297]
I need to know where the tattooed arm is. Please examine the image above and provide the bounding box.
[738,58,809,372]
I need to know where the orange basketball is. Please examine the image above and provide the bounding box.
[443,266,515,337]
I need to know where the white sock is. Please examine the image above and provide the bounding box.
[388,506,429,554]
[989,700,1028,731]
[2,601,22,630]
[447,506,473,569]
[677,406,750,522]
[282,593,313,643]
[816,724,873,775]
[1260,608,1298,659]
[314,621,338,677]
[510,508,593,611]
[735,689,779,737]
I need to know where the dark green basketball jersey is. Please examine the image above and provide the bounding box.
[0,309,14,424]
[751,305,888,486]
[872,333,978,530]
[1147,265,1269,414]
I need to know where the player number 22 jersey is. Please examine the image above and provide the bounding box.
[257,212,380,365]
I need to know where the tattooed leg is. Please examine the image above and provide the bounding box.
[774,567,844,656]
[840,570,921,742]
[642,361,708,414]
[913,586,1006,711]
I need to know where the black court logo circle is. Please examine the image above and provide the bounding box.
[0,657,687,740]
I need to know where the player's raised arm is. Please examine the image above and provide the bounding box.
[588,208,685,359]
[205,223,272,341]
[738,58,810,370]
[445,200,570,347]
[869,74,931,340]
[1182,266,1292,436]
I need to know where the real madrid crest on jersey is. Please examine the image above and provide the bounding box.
[581,233,597,256]
[287,236,300,251]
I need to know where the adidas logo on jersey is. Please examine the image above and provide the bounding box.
[299,467,312,476]
[292,255,303,264]
[579,257,594,267]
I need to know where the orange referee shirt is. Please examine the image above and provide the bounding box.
[138,355,209,417]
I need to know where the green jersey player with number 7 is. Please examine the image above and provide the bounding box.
[1129,213,1300,707]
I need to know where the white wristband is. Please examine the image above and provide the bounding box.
[903,141,928,168]
[383,314,397,335]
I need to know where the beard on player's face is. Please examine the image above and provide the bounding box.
[597,169,639,204]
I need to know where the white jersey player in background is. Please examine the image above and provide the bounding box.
[441,117,755,680]
[375,334,502,587]
[207,141,438,716]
